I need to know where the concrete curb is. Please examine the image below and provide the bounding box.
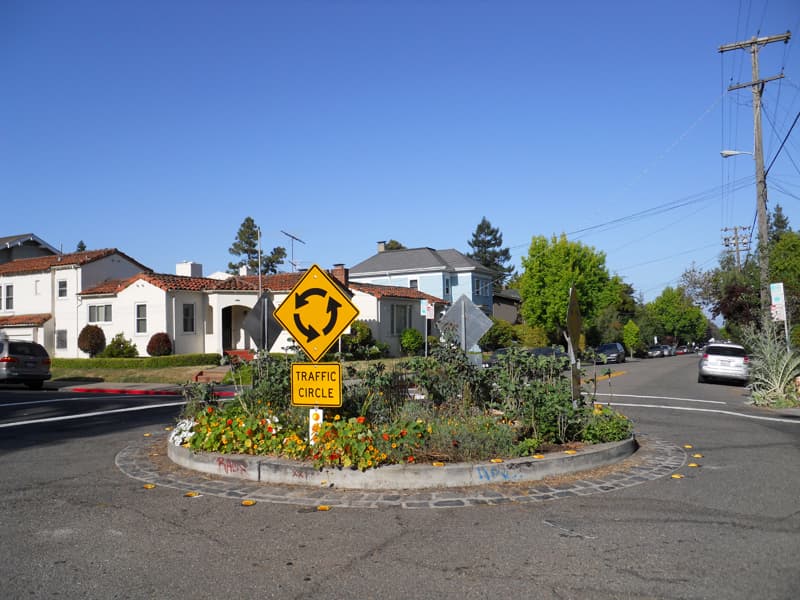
[167,436,638,491]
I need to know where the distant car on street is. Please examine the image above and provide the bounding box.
[675,346,689,355]
[647,345,664,358]
[594,342,626,364]
[0,338,52,389]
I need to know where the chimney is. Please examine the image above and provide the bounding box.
[177,261,203,277]
[239,264,253,276]
[377,241,386,253]
[331,263,348,287]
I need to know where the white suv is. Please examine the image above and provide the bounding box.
[698,342,749,385]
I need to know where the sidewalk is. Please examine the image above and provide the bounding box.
[49,380,237,397]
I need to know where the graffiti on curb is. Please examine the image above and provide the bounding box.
[217,457,247,475]
[475,465,522,483]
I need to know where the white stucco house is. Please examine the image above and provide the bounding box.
[0,239,446,359]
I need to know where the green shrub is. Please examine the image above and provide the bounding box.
[480,317,518,351]
[400,328,424,356]
[147,332,173,356]
[78,324,106,357]
[101,333,139,358]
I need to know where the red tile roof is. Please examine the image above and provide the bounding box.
[349,282,444,303]
[0,248,150,276]
[80,271,310,295]
[0,313,52,327]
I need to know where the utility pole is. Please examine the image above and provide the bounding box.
[721,225,751,271]
[719,31,791,319]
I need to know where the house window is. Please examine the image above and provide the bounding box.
[409,279,418,290]
[4,285,13,310]
[444,278,450,296]
[474,278,490,296]
[56,330,67,349]
[182,303,195,333]
[58,280,67,298]
[88,304,112,323]
[135,304,147,334]
[390,304,411,335]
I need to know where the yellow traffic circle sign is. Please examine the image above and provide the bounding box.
[273,264,359,362]
[291,362,342,407]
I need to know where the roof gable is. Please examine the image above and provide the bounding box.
[350,247,494,277]
[0,248,150,276]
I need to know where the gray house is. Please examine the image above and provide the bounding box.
[349,243,497,315]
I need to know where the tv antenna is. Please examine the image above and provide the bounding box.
[281,230,306,272]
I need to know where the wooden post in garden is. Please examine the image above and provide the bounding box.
[564,287,583,406]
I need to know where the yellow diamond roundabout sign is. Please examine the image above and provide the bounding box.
[273,264,359,363]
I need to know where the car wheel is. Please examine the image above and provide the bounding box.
[697,373,706,384]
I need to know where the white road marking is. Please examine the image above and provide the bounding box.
[593,392,726,405]
[610,402,800,424]
[0,401,186,428]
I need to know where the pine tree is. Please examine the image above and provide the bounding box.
[467,217,514,285]
[76,240,86,252]
[227,217,287,275]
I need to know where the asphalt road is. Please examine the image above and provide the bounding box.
[1,356,798,600]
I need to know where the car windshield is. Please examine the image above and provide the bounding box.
[707,346,746,357]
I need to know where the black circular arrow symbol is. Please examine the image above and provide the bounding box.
[291,287,342,342]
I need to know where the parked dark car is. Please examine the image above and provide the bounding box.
[0,338,52,389]
[594,342,626,364]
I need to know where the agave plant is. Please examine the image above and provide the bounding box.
[742,321,800,407]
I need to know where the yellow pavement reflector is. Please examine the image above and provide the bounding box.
[143,433,152,437]
[683,444,693,449]
[184,491,201,497]
[142,483,156,489]
[317,505,331,511]
[671,474,685,479]
[432,461,445,467]
[241,499,256,506]
[490,458,504,463]
[564,450,577,455]
[688,463,700,468]
[164,426,173,431]
[692,453,704,458]
[533,454,545,459]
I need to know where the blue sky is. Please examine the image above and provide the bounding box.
[3,0,799,302]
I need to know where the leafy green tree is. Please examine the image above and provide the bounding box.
[384,240,406,250]
[227,217,287,275]
[76,240,87,252]
[622,320,640,357]
[467,217,514,285]
[769,230,800,327]
[519,234,612,340]
[647,287,707,344]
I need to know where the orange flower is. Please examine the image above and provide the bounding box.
[382,433,390,441]
[356,416,366,424]
[407,455,415,463]
[206,406,214,414]
[226,418,233,426]
[400,429,407,437]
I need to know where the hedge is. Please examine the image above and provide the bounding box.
[52,353,221,369]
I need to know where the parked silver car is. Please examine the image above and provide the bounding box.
[697,342,749,385]
[0,338,52,389]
